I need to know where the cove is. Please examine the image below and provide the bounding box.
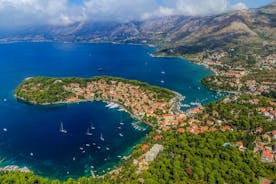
[0,42,219,179]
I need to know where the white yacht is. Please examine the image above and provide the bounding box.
[100,133,104,141]
[90,123,95,130]
[86,128,92,136]
[60,122,67,134]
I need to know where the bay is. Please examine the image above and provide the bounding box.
[0,42,219,179]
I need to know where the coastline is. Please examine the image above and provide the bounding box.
[4,42,215,180]
[15,88,184,127]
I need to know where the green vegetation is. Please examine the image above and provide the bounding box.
[201,76,239,92]
[136,131,274,184]
[15,76,175,104]
[202,95,276,132]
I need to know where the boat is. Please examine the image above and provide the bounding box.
[106,102,119,109]
[86,128,92,136]
[118,126,122,129]
[86,144,91,147]
[72,157,76,161]
[60,122,67,134]
[100,133,105,141]
[30,152,34,157]
[3,128,7,132]
[90,123,95,130]
[160,80,165,84]
[92,143,96,146]
[181,104,191,108]
[97,146,101,149]
[119,133,124,137]
[80,147,84,151]
[161,71,166,74]
[132,121,147,131]
[3,98,7,102]
[119,121,124,125]
[105,147,110,151]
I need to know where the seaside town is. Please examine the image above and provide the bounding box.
[15,76,183,126]
[187,49,276,96]
[14,76,276,182]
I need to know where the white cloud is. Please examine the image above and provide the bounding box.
[0,0,248,28]
[231,2,248,11]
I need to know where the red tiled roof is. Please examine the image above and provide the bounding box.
[236,141,243,147]
[256,127,263,132]
[221,125,231,131]
[141,144,149,152]
[153,135,162,141]
[210,127,217,132]
[163,114,174,117]
[178,127,185,133]
[262,150,273,159]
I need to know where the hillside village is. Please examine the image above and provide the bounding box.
[188,49,276,96]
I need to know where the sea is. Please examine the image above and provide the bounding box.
[0,42,221,180]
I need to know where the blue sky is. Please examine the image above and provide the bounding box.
[68,0,274,8]
[229,0,274,7]
[0,0,274,28]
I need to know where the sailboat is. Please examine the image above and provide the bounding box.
[100,133,105,141]
[86,128,92,136]
[60,122,67,134]
[90,123,95,130]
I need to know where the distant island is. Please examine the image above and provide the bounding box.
[15,76,184,126]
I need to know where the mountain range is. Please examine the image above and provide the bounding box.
[0,2,275,59]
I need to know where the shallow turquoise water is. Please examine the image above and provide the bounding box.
[0,42,219,179]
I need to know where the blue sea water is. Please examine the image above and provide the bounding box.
[0,42,219,179]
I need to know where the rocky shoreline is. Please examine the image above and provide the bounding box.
[0,165,30,173]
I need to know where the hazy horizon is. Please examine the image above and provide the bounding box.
[0,0,274,29]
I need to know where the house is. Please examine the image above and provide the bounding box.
[272,131,276,140]
[261,149,274,162]
[178,127,185,133]
[153,135,162,141]
[212,110,219,117]
[163,114,175,121]
[235,141,243,149]
[221,125,232,132]
[256,127,263,133]
[188,107,203,115]
[141,144,149,152]
[201,126,209,133]
[210,127,217,132]
[145,144,164,162]
[207,120,214,125]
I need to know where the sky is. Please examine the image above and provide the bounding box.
[0,0,274,28]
